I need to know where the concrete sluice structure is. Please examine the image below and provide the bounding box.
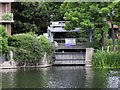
[47,21,94,66]
[52,48,93,66]
[53,48,86,66]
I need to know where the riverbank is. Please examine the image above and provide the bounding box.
[0,64,52,69]
[92,51,120,68]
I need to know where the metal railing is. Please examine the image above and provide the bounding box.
[53,38,90,47]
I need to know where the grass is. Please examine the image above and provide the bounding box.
[92,50,120,68]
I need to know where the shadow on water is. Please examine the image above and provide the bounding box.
[1,66,120,88]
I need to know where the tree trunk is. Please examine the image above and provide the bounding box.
[101,31,104,47]
[110,20,115,51]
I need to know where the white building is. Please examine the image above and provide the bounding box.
[47,21,80,46]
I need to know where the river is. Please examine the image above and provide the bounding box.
[1,66,120,88]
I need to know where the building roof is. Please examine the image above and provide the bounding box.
[50,27,80,32]
[48,21,80,33]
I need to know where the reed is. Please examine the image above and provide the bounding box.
[92,51,120,68]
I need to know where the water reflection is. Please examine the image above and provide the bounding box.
[46,66,85,88]
[1,67,120,88]
[107,70,119,88]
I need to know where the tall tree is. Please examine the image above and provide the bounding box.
[104,1,120,50]
[60,2,119,49]
[12,2,63,35]
[45,2,64,21]
[12,2,49,35]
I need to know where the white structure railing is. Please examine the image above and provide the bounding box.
[53,38,89,47]
[0,13,14,22]
[0,0,14,2]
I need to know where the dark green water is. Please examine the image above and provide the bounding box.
[1,66,120,88]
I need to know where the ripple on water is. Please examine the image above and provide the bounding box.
[106,70,120,88]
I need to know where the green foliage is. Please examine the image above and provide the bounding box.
[92,51,120,68]
[104,39,120,52]
[38,35,52,54]
[113,2,120,27]
[8,34,44,64]
[12,2,48,34]
[105,39,113,46]
[116,39,120,52]
[12,2,63,35]
[45,2,64,21]
[117,39,120,45]
[90,39,101,49]
[0,25,8,54]
[26,31,38,38]
[61,2,120,48]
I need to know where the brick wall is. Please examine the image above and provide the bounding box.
[6,23,11,35]
[1,3,11,13]
[0,2,12,35]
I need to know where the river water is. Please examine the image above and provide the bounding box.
[1,66,120,88]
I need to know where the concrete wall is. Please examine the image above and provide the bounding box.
[54,51,86,65]
[85,48,94,67]
[55,52,85,60]
[1,3,11,13]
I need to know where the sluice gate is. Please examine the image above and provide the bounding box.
[53,49,86,66]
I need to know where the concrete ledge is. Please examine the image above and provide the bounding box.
[85,65,92,68]
[20,64,52,68]
[0,66,18,69]
[0,64,52,69]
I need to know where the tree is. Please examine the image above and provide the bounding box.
[0,25,8,54]
[45,2,64,21]
[104,1,120,51]
[12,2,63,35]
[113,1,120,28]
[60,2,118,49]
[12,2,49,34]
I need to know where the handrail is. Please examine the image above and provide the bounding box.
[53,38,88,44]
[53,38,90,47]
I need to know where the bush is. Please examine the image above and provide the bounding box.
[38,35,52,54]
[8,34,44,65]
[105,39,119,46]
[105,39,112,46]
[90,39,101,49]
[0,25,8,54]
[92,50,120,68]
[117,39,120,45]
[104,39,120,52]
[26,32,37,38]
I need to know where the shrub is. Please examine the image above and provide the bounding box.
[92,50,120,68]
[26,31,37,38]
[90,39,101,49]
[38,35,52,54]
[117,39,120,45]
[105,39,119,46]
[8,34,44,65]
[105,39,112,46]
[0,25,8,54]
